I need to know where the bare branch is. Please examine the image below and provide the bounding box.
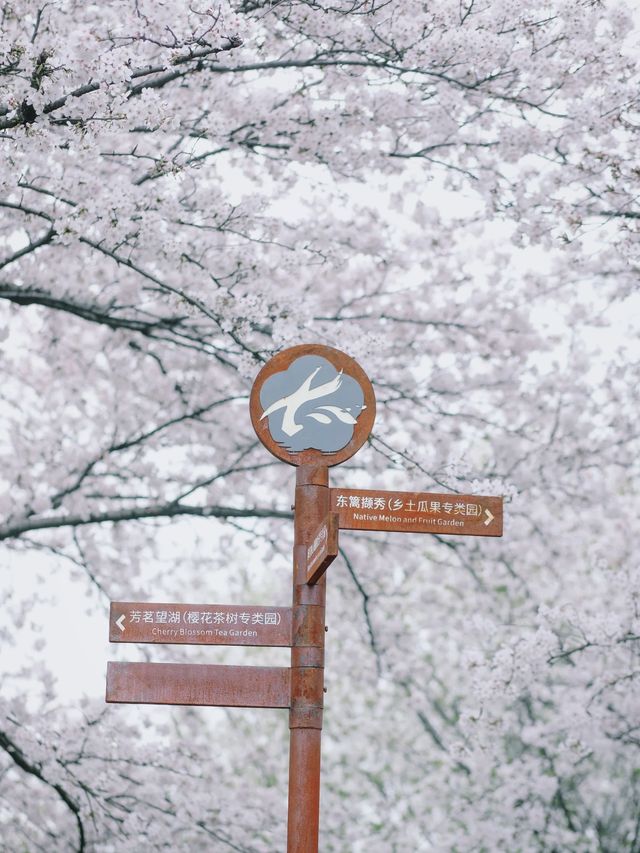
[0,728,86,852]
[339,545,382,676]
[0,283,188,336]
[0,228,55,270]
[0,502,293,541]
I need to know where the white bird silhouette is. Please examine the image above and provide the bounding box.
[260,367,345,437]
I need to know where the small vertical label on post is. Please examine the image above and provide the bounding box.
[306,513,339,585]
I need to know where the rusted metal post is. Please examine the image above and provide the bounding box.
[248,344,376,849]
[288,464,328,853]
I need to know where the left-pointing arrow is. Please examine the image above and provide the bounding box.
[116,614,126,632]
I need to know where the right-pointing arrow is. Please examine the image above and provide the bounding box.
[483,508,494,526]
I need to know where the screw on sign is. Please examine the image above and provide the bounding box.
[105,343,504,853]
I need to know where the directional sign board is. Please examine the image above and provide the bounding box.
[106,662,291,708]
[109,602,292,646]
[331,488,503,537]
[306,513,339,585]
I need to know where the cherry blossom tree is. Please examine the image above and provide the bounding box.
[1,0,639,849]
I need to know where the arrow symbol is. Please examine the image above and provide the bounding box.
[116,614,126,633]
[483,508,494,526]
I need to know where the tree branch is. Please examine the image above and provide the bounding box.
[0,36,243,129]
[0,283,188,336]
[0,728,86,852]
[0,503,293,541]
[594,209,640,220]
[0,228,56,270]
[339,545,382,675]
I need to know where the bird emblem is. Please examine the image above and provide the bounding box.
[260,367,360,437]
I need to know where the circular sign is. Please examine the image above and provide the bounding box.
[250,344,376,467]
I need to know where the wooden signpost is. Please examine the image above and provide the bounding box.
[106,343,504,852]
